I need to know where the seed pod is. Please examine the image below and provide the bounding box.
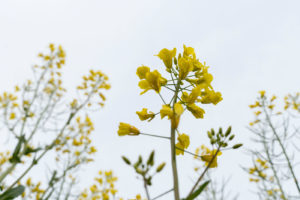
[207,131,212,139]
[225,126,232,137]
[156,162,166,172]
[121,156,131,165]
[134,156,143,169]
[229,135,235,141]
[174,57,177,65]
[233,144,243,149]
[218,127,222,134]
[147,151,155,166]
[222,143,228,147]
[211,129,215,136]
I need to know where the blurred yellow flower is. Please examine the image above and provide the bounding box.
[175,133,190,155]
[200,145,222,168]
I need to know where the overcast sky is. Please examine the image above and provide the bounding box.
[1,0,300,199]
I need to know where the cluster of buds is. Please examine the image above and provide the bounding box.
[122,150,166,187]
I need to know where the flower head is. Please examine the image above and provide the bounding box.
[138,70,167,94]
[156,48,177,70]
[117,123,140,136]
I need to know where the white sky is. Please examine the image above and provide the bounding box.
[1,0,300,199]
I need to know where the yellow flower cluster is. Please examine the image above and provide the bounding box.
[249,91,279,126]
[195,145,222,168]
[248,158,269,183]
[0,151,11,171]
[284,92,300,112]
[22,178,45,199]
[136,45,222,119]
[79,170,122,200]
[137,66,167,94]
[77,69,110,108]
[118,45,223,160]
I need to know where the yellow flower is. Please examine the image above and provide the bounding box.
[249,101,260,108]
[186,104,205,118]
[270,95,277,102]
[259,90,266,98]
[26,178,32,186]
[181,86,202,104]
[200,90,223,105]
[156,48,177,69]
[200,145,222,168]
[175,133,190,155]
[160,103,184,128]
[117,123,140,136]
[136,108,155,121]
[138,70,167,94]
[178,57,193,80]
[90,184,98,193]
[136,66,150,79]
[160,105,173,119]
[9,112,16,120]
[136,194,142,200]
[183,45,196,58]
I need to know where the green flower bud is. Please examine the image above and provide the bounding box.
[156,162,166,172]
[233,144,243,149]
[225,126,232,137]
[121,156,131,165]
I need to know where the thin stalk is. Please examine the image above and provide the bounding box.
[143,177,151,200]
[152,188,174,200]
[187,147,221,197]
[170,79,181,200]
[262,136,287,200]
[140,133,170,140]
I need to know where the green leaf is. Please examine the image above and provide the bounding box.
[0,185,25,200]
[9,136,25,164]
[185,181,210,200]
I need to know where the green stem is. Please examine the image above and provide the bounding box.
[170,79,181,200]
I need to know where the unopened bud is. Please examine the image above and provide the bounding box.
[233,144,243,149]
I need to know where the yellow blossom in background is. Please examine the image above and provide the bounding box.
[175,133,190,155]
[118,123,140,136]
[200,145,222,168]
[259,90,266,98]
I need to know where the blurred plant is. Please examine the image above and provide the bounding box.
[117,45,242,200]
[121,151,167,200]
[78,170,123,200]
[190,170,238,200]
[247,91,300,199]
[0,44,110,199]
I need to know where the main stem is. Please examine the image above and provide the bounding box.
[171,126,180,200]
[171,79,181,200]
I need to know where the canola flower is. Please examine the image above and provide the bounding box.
[117,45,227,200]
